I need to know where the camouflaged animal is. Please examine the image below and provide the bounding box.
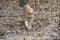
[23,4,37,30]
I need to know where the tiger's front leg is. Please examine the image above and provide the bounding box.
[25,20,32,30]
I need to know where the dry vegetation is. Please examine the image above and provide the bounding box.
[0,0,60,40]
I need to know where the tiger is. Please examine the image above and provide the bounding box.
[22,4,37,30]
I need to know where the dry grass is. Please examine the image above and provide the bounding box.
[0,0,60,40]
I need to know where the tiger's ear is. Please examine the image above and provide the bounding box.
[33,12,38,16]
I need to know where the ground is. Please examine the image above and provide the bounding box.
[0,0,60,40]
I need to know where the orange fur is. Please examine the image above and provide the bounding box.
[23,4,37,30]
[23,4,34,17]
